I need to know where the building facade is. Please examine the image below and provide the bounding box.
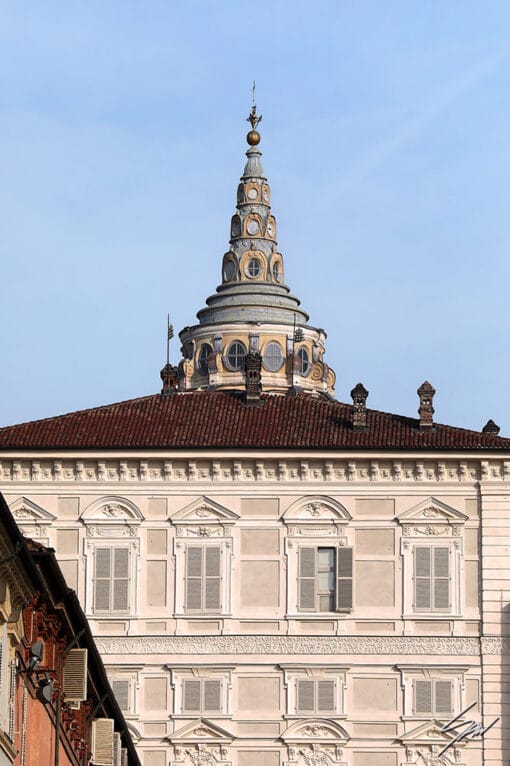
[0,108,509,766]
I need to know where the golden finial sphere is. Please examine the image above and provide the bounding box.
[246,129,261,146]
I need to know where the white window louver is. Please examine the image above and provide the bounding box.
[63,648,88,702]
[120,749,128,766]
[92,718,114,766]
[113,732,121,766]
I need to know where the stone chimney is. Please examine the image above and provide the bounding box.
[244,352,263,406]
[482,419,500,435]
[160,363,179,396]
[351,383,369,431]
[417,380,435,431]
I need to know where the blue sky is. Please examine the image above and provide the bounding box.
[1,2,510,433]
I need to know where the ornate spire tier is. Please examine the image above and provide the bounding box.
[176,104,336,397]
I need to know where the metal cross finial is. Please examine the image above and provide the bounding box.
[247,81,262,130]
[166,314,174,365]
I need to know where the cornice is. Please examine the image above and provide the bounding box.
[0,456,508,485]
[94,635,482,656]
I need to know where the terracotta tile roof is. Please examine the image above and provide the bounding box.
[0,391,508,451]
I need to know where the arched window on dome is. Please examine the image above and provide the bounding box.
[197,344,213,376]
[296,346,311,376]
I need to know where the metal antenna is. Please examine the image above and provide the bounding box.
[166,314,174,365]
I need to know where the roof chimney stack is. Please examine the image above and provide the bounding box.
[351,383,369,431]
[482,419,500,435]
[417,380,435,431]
[160,363,179,396]
[245,352,263,406]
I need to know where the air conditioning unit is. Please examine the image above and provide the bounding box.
[63,648,88,702]
[91,718,114,766]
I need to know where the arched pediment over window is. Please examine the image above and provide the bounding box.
[281,497,351,524]
[80,496,144,524]
[281,719,349,745]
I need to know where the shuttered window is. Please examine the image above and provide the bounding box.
[111,678,131,713]
[94,548,130,613]
[183,679,222,713]
[414,679,452,715]
[414,546,450,612]
[298,547,353,612]
[297,679,336,714]
[92,718,114,766]
[63,648,88,702]
[185,546,221,613]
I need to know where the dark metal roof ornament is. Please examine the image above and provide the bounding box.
[246,81,262,145]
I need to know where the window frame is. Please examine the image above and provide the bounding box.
[224,340,247,372]
[399,666,468,720]
[173,538,233,618]
[282,667,347,719]
[296,545,353,614]
[171,669,232,718]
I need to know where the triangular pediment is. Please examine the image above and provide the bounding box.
[171,497,239,524]
[281,719,349,744]
[168,718,234,744]
[399,718,460,746]
[9,497,56,523]
[282,496,351,523]
[80,496,144,523]
[397,497,468,525]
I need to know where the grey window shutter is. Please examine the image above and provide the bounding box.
[113,548,129,611]
[186,547,203,611]
[95,548,112,612]
[317,680,335,712]
[433,547,450,610]
[92,718,114,766]
[415,679,432,714]
[111,678,130,712]
[414,546,431,610]
[336,547,353,610]
[204,546,221,611]
[63,648,88,701]
[183,679,201,712]
[297,679,315,712]
[203,679,222,712]
[435,680,452,714]
[298,548,317,611]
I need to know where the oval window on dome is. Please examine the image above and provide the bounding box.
[247,187,258,200]
[272,261,281,283]
[246,258,262,278]
[225,341,247,371]
[263,341,284,373]
[296,346,311,376]
[247,219,260,235]
[197,343,213,375]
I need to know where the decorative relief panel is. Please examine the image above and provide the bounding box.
[284,744,346,766]
[94,635,480,656]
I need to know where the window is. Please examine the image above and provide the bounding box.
[298,546,352,612]
[414,546,450,612]
[297,679,336,714]
[224,341,246,371]
[296,346,311,376]
[94,547,130,613]
[272,262,281,282]
[185,545,221,613]
[246,258,262,278]
[197,344,213,375]
[263,341,284,372]
[414,679,452,716]
[183,679,222,714]
[171,669,232,716]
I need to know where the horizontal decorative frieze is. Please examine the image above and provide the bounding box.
[93,635,481,656]
[1,457,509,484]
